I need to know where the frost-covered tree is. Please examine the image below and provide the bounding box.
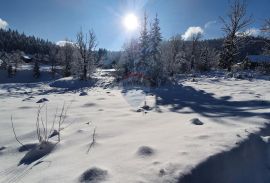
[176,51,189,73]
[33,62,40,79]
[149,14,163,85]
[190,32,202,71]
[197,45,219,72]
[138,12,150,75]
[160,36,184,77]
[76,29,97,80]
[87,30,97,77]
[219,0,252,71]
[10,51,21,73]
[49,45,59,78]
[116,39,140,80]
[59,40,74,77]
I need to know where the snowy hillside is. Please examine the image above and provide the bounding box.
[0,69,270,183]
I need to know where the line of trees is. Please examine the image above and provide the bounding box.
[1,0,270,82]
[0,28,98,80]
[116,0,270,85]
[0,29,54,55]
[117,13,219,86]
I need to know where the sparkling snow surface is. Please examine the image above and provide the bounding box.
[0,69,270,183]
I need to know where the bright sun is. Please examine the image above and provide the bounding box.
[123,13,139,31]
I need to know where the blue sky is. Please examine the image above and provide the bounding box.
[0,0,269,50]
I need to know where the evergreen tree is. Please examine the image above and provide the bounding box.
[149,14,162,63]
[138,12,150,75]
[149,14,163,85]
[33,62,40,78]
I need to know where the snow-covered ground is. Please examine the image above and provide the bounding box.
[0,68,270,183]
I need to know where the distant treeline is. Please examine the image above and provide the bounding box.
[0,28,56,55]
[203,37,269,59]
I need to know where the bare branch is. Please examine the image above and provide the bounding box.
[87,127,96,154]
[10,116,25,147]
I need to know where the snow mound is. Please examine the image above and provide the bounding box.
[137,146,155,157]
[79,167,108,183]
[49,77,92,89]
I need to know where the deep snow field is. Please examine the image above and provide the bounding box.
[0,67,270,183]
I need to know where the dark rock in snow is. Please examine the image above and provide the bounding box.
[80,167,108,183]
[36,98,49,103]
[49,130,59,138]
[191,78,197,82]
[191,118,204,125]
[80,91,88,96]
[141,105,151,111]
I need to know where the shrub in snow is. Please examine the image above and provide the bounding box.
[11,103,69,150]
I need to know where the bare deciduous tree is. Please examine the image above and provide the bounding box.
[76,29,97,80]
[219,0,252,71]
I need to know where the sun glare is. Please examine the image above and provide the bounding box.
[123,13,139,31]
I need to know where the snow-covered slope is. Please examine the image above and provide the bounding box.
[0,71,270,183]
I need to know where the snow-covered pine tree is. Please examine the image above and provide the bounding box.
[176,51,189,73]
[138,12,150,77]
[33,62,40,79]
[149,14,163,85]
